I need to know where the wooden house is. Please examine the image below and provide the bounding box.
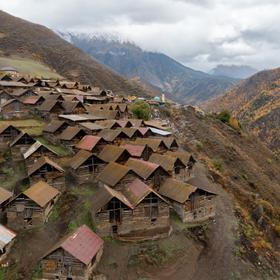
[58,127,87,148]
[0,125,20,145]
[75,135,106,154]
[127,119,144,128]
[0,224,16,256]
[121,143,153,160]
[95,120,122,130]
[159,178,216,223]
[27,157,65,191]
[125,158,170,190]
[6,181,60,229]
[58,114,105,126]
[41,225,104,280]
[117,128,143,140]
[98,145,130,163]
[9,132,36,160]
[87,108,120,120]
[92,180,170,240]
[0,99,29,119]
[43,120,68,143]
[23,141,59,167]
[97,162,138,190]
[10,88,37,99]
[70,150,106,184]
[22,96,45,106]
[137,127,153,137]
[149,153,187,180]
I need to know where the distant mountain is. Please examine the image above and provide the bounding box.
[204,68,280,154]
[0,11,157,98]
[209,64,258,79]
[58,32,239,104]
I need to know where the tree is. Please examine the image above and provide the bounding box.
[131,100,151,120]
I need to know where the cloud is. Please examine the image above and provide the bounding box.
[1,0,280,71]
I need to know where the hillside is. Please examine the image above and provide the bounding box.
[0,11,156,97]
[59,33,238,104]
[209,64,258,79]
[203,68,280,154]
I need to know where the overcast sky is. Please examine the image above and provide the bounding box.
[1,0,280,71]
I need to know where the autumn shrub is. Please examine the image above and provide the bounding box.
[274,225,280,237]
[216,110,231,123]
[212,158,224,172]
[131,100,151,120]
[256,199,274,218]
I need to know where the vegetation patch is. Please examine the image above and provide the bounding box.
[131,100,151,120]
[212,158,225,172]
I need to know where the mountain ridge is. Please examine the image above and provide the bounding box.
[59,32,239,104]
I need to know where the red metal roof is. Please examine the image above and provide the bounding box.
[138,127,150,136]
[121,144,145,157]
[61,225,104,265]
[75,135,102,151]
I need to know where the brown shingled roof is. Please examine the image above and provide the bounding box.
[70,150,104,170]
[58,127,86,141]
[134,138,168,152]
[98,145,129,163]
[97,162,133,187]
[75,135,102,152]
[23,181,60,207]
[149,153,186,172]
[43,120,68,133]
[158,178,197,203]
[0,187,13,205]
[98,129,127,142]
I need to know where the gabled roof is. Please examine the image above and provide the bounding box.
[161,137,179,149]
[9,132,35,147]
[0,224,16,250]
[58,127,86,141]
[70,150,104,170]
[75,135,102,151]
[97,162,133,187]
[43,120,67,133]
[165,150,191,166]
[62,101,86,114]
[0,81,30,87]
[117,128,140,138]
[27,156,64,176]
[44,225,104,265]
[92,185,133,213]
[144,120,170,130]
[122,178,153,208]
[38,99,63,112]
[58,114,104,122]
[134,138,168,152]
[9,88,30,97]
[22,96,44,105]
[23,141,58,159]
[23,181,60,207]
[125,158,163,180]
[86,108,119,119]
[98,145,129,163]
[120,144,147,157]
[95,120,121,129]
[137,127,150,136]
[98,129,127,142]
[149,153,186,172]
[158,178,197,203]
[0,124,20,135]
[127,119,144,127]
[0,187,13,205]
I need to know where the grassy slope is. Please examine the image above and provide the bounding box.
[0,56,62,78]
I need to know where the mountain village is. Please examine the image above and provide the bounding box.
[0,70,217,280]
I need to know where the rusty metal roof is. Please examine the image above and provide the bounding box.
[127,119,144,127]
[97,162,132,187]
[70,150,104,170]
[75,135,102,151]
[134,138,168,152]
[0,187,13,205]
[79,122,104,132]
[159,178,197,203]
[98,145,129,163]
[22,96,43,105]
[45,225,104,265]
[38,99,63,112]
[121,144,146,158]
[125,158,161,180]
[166,150,191,166]
[98,129,127,142]
[24,181,60,207]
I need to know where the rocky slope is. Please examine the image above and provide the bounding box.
[203,68,280,154]
[0,11,156,97]
[59,33,238,104]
